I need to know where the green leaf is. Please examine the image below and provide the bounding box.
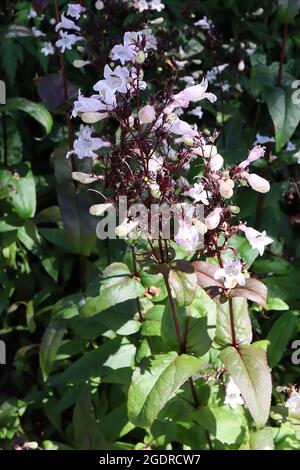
[267,311,298,367]
[263,85,300,151]
[4,97,53,135]
[81,263,145,316]
[186,316,213,357]
[128,352,202,428]
[266,297,289,311]
[73,387,107,450]
[277,0,300,23]
[51,338,135,386]
[161,301,186,352]
[194,405,247,445]
[52,294,83,320]
[215,298,252,347]
[40,318,66,381]
[249,427,274,450]
[220,345,272,427]
[54,147,97,256]
[168,261,197,306]
[141,305,164,336]
[0,163,36,218]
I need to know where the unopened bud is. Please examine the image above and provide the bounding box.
[183,135,194,146]
[95,0,104,10]
[229,205,240,214]
[73,60,90,68]
[135,51,146,64]
[138,104,156,124]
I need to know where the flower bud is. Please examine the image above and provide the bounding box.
[210,153,224,171]
[82,112,108,123]
[135,51,146,64]
[219,179,234,199]
[150,183,161,198]
[246,173,270,193]
[229,205,240,214]
[95,0,104,10]
[193,218,208,235]
[115,218,139,237]
[205,207,222,230]
[138,104,156,124]
[238,60,245,72]
[183,135,194,146]
[89,203,113,216]
[192,144,217,158]
[150,17,164,25]
[73,59,90,68]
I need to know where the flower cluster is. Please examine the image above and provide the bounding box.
[124,0,165,13]
[68,29,273,291]
[55,3,85,53]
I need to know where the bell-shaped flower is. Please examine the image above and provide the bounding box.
[174,218,200,251]
[67,3,86,19]
[56,31,83,53]
[239,145,265,169]
[72,90,108,118]
[165,78,217,114]
[102,64,130,94]
[66,124,110,159]
[55,14,81,32]
[214,258,245,289]
[186,182,209,205]
[240,225,273,256]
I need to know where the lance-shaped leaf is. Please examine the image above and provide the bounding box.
[215,298,252,347]
[54,147,97,256]
[228,278,267,308]
[168,260,197,306]
[80,263,145,316]
[263,84,300,152]
[73,387,107,450]
[266,310,298,367]
[128,352,202,428]
[3,97,53,135]
[220,345,272,427]
[40,318,66,381]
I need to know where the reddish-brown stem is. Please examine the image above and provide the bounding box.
[2,112,8,166]
[214,235,237,348]
[278,24,288,86]
[54,0,74,162]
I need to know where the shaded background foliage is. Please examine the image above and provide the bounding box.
[0,0,300,450]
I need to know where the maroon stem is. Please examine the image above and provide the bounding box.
[213,235,237,349]
[2,112,8,166]
[278,24,288,86]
